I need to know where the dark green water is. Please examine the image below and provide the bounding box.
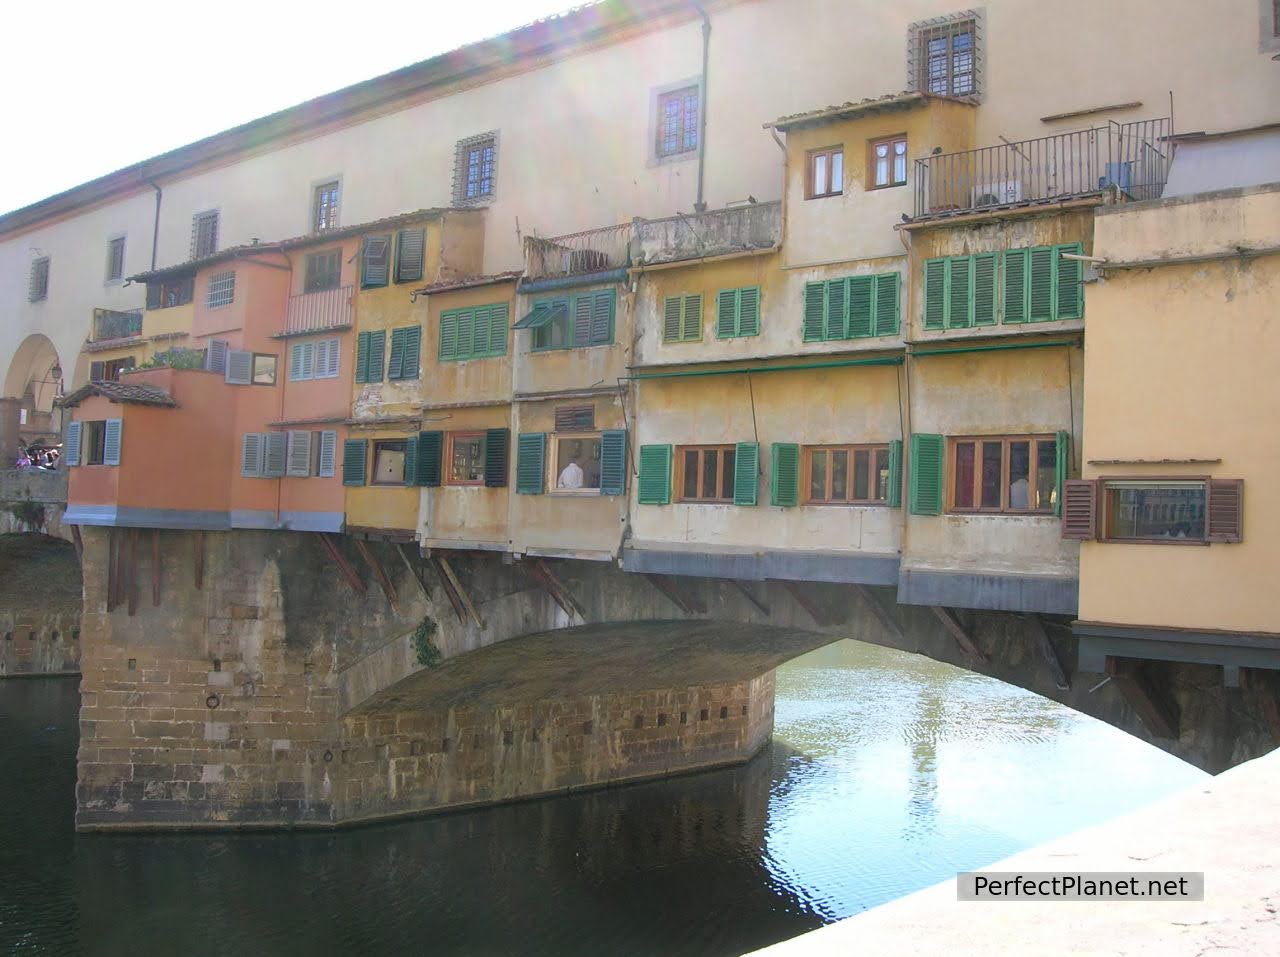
[0,640,1204,956]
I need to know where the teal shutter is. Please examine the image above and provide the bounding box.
[637,445,672,505]
[972,253,997,326]
[887,438,903,507]
[516,433,546,494]
[365,330,385,381]
[733,442,759,506]
[342,439,367,486]
[874,273,900,336]
[1002,248,1028,324]
[737,287,760,337]
[401,326,421,378]
[64,421,82,467]
[355,331,370,382]
[589,289,615,344]
[923,259,947,330]
[908,434,944,515]
[847,276,873,338]
[1054,430,1070,517]
[1028,246,1055,321]
[394,228,425,284]
[947,257,971,328]
[387,327,406,379]
[803,282,826,342]
[716,288,738,338]
[102,418,123,466]
[599,429,627,496]
[439,312,458,360]
[484,428,510,488]
[403,435,419,487]
[491,303,510,355]
[1055,243,1084,320]
[825,277,848,339]
[770,443,799,507]
[361,236,390,288]
[417,431,443,487]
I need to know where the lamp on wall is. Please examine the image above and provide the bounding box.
[48,362,63,396]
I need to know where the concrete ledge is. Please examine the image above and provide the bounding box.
[622,541,900,586]
[279,510,344,533]
[63,505,232,530]
[898,566,1078,616]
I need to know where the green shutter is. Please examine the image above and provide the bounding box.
[737,287,760,337]
[403,435,419,487]
[1054,430,1070,517]
[516,433,546,494]
[387,327,406,379]
[1055,243,1084,320]
[716,288,738,339]
[484,428,509,488]
[947,257,971,329]
[908,434,944,515]
[1028,246,1055,321]
[355,331,370,383]
[637,444,672,505]
[342,439,367,486]
[681,294,702,341]
[770,443,799,507]
[366,330,386,381]
[733,442,759,506]
[825,277,848,339]
[471,307,491,356]
[599,429,627,496]
[803,282,826,342]
[847,276,873,338]
[402,326,421,378]
[361,236,390,288]
[394,228,425,284]
[457,308,475,358]
[1002,248,1029,324]
[887,438,903,508]
[489,303,509,356]
[439,313,458,360]
[972,253,997,326]
[923,259,947,330]
[417,431,443,487]
[589,289,615,345]
[663,296,682,342]
[874,273,900,337]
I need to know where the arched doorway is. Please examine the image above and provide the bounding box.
[2,333,64,464]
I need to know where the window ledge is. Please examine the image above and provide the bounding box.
[549,488,603,497]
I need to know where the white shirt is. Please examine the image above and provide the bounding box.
[558,461,584,489]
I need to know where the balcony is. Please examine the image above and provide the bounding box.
[913,117,1173,220]
[632,201,781,267]
[282,284,354,336]
[523,223,632,282]
[91,308,142,342]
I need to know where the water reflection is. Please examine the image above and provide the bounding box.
[0,639,1205,956]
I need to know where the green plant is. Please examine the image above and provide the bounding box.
[138,347,206,371]
[6,499,45,531]
[411,616,442,668]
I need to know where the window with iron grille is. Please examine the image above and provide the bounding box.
[191,210,220,259]
[207,271,235,308]
[105,236,126,283]
[305,249,341,293]
[909,12,979,98]
[312,180,341,232]
[28,257,50,302]
[656,86,699,158]
[453,133,497,205]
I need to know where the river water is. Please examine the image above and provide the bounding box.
[0,639,1204,956]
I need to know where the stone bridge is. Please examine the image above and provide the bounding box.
[70,527,1279,830]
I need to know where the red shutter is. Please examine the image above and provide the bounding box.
[1061,479,1099,540]
[1206,479,1243,543]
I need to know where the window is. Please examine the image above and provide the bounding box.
[528,290,615,351]
[803,273,900,341]
[387,326,422,380]
[656,86,699,158]
[84,421,107,466]
[554,405,594,433]
[240,432,287,477]
[28,257,49,302]
[869,136,908,189]
[288,338,340,381]
[911,15,978,97]
[304,249,341,293]
[394,229,425,284]
[678,445,737,503]
[191,210,219,259]
[447,432,487,485]
[146,277,194,309]
[354,330,386,383]
[312,180,341,232]
[251,354,277,385]
[715,286,760,339]
[439,304,509,360]
[807,147,843,199]
[662,294,703,343]
[207,271,235,308]
[949,436,1057,514]
[805,445,891,504]
[922,244,1083,331]
[1103,481,1207,542]
[105,236,126,283]
[554,435,602,492]
[372,440,408,485]
[361,235,390,288]
[94,357,136,382]
[285,429,337,478]
[453,133,497,205]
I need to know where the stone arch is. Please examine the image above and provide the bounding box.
[2,333,64,452]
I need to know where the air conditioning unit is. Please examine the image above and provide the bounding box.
[972,179,1023,207]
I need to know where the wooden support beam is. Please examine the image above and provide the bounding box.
[70,524,83,564]
[430,558,468,624]
[782,580,841,628]
[395,542,429,601]
[726,578,770,617]
[151,529,161,607]
[527,559,586,621]
[436,556,484,628]
[644,574,704,616]
[1025,614,1069,690]
[193,531,204,591]
[852,584,905,641]
[127,528,139,617]
[353,538,399,613]
[1106,657,1180,740]
[929,605,985,661]
[318,534,366,596]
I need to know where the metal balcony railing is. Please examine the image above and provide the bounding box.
[91,308,143,341]
[913,117,1173,219]
[524,223,632,281]
[632,201,781,266]
[284,284,353,335]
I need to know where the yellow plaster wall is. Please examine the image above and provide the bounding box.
[419,405,513,549]
[421,282,516,408]
[514,283,634,397]
[343,428,421,533]
[141,302,194,341]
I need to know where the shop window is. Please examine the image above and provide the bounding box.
[805,445,891,504]
[447,432,487,486]
[949,435,1057,514]
[372,440,408,486]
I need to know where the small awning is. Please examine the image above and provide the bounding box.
[512,301,566,330]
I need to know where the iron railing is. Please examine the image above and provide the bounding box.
[524,223,632,280]
[284,284,353,335]
[913,117,1173,219]
[91,308,143,341]
[632,201,781,266]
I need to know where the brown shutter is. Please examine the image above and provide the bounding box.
[554,405,594,432]
[1206,479,1243,543]
[1061,479,1099,540]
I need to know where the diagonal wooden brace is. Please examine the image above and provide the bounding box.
[318,533,367,596]
[354,538,399,613]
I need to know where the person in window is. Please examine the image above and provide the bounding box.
[558,456,585,489]
[1009,476,1029,510]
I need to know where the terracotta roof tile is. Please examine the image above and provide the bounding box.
[56,380,177,409]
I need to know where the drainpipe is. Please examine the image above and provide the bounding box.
[694,5,711,213]
[148,183,162,271]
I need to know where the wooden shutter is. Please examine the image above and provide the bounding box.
[321,338,340,378]
[300,341,316,380]
[637,444,672,505]
[1055,243,1084,320]
[874,273,900,337]
[456,308,475,359]
[1028,246,1055,321]
[225,350,252,385]
[288,343,305,381]
[355,331,370,382]
[318,431,337,478]
[472,307,492,356]
[908,433,944,515]
[733,442,759,506]
[361,236,390,288]
[205,338,228,374]
[589,290,614,344]
[516,433,546,494]
[387,328,406,379]
[770,443,799,507]
[681,294,702,341]
[395,229,425,283]
[816,277,841,340]
[64,421,82,467]
[737,287,760,337]
[599,429,627,496]
[887,438,903,508]
[972,253,997,326]
[572,295,593,347]
[1002,248,1029,324]
[366,330,386,382]
[847,276,873,338]
[439,312,458,360]
[342,439,367,486]
[89,361,104,381]
[803,282,826,342]
[716,288,738,338]
[663,297,682,342]
[403,436,419,487]
[263,432,287,478]
[489,303,510,355]
[1054,430,1070,517]
[286,430,312,477]
[1061,479,1099,540]
[946,257,971,329]
[401,326,421,378]
[1206,479,1244,543]
[146,283,161,309]
[923,258,946,330]
[484,428,510,488]
[241,433,264,478]
[417,431,443,487]
[555,405,594,432]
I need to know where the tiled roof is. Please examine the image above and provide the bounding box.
[764,91,968,132]
[412,271,523,296]
[56,380,177,409]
